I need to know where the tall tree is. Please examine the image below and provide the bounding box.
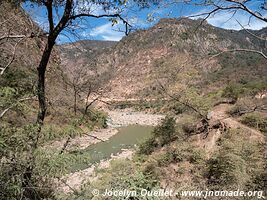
[0,0,155,198]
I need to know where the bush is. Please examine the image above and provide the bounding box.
[138,116,176,155]
[207,153,248,188]
[251,170,267,191]
[153,116,176,146]
[222,81,267,101]
[182,122,195,134]
[61,159,159,200]
[222,84,242,101]
[241,113,267,133]
[138,137,158,155]
[157,149,182,167]
[0,125,55,199]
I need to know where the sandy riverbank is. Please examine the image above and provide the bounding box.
[48,110,164,151]
[55,149,134,193]
[107,109,164,127]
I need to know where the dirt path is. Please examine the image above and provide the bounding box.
[194,103,265,157]
[210,104,265,140]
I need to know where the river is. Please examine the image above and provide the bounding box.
[70,125,154,171]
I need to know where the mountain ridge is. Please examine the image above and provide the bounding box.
[60,17,266,101]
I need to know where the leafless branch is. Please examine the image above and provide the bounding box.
[0,96,37,119]
[83,133,106,142]
[69,13,132,35]
[210,48,267,59]
[0,38,24,76]
[225,0,267,22]
[236,20,267,42]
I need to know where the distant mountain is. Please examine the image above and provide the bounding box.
[60,18,267,100]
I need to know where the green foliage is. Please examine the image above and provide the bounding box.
[0,68,35,95]
[178,114,199,135]
[241,113,267,133]
[61,159,159,200]
[0,86,18,108]
[157,143,205,167]
[251,169,267,191]
[138,137,158,155]
[207,153,248,188]
[88,110,108,129]
[35,149,93,177]
[207,129,265,190]
[157,149,182,167]
[222,81,267,100]
[0,124,55,199]
[138,116,176,155]
[179,32,190,40]
[222,84,241,101]
[153,116,176,146]
[180,88,212,116]
[40,124,81,143]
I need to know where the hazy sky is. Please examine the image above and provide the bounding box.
[23,0,267,44]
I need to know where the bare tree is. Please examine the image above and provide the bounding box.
[0,0,137,199]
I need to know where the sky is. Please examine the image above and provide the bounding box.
[23,0,267,44]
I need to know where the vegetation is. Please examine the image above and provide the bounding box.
[222,81,267,101]
[241,113,267,134]
[138,116,176,155]
[1,0,266,199]
[60,159,160,200]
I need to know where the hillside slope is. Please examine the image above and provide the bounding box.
[61,18,267,101]
[0,2,71,126]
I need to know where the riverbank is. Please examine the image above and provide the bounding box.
[55,149,134,193]
[47,110,164,151]
[107,109,164,127]
[45,128,118,151]
[53,109,164,193]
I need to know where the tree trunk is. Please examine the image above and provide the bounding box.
[22,38,55,199]
[36,39,54,125]
[74,88,77,115]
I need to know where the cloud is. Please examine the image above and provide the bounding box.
[207,11,267,30]
[190,9,267,30]
[87,22,125,41]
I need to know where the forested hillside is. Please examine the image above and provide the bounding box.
[0,1,266,200]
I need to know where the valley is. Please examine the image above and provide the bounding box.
[0,1,266,200]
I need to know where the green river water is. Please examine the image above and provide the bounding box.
[71,125,153,171]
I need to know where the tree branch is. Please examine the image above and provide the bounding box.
[0,38,24,76]
[69,13,132,35]
[44,0,55,33]
[225,0,267,22]
[0,96,37,119]
[210,48,267,59]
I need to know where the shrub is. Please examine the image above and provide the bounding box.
[222,81,267,101]
[241,113,267,133]
[189,149,205,164]
[138,137,158,155]
[153,116,176,146]
[251,170,267,191]
[207,153,248,188]
[182,122,195,134]
[62,159,159,200]
[222,84,242,101]
[157,149,182,167]
[138,116,176,155]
